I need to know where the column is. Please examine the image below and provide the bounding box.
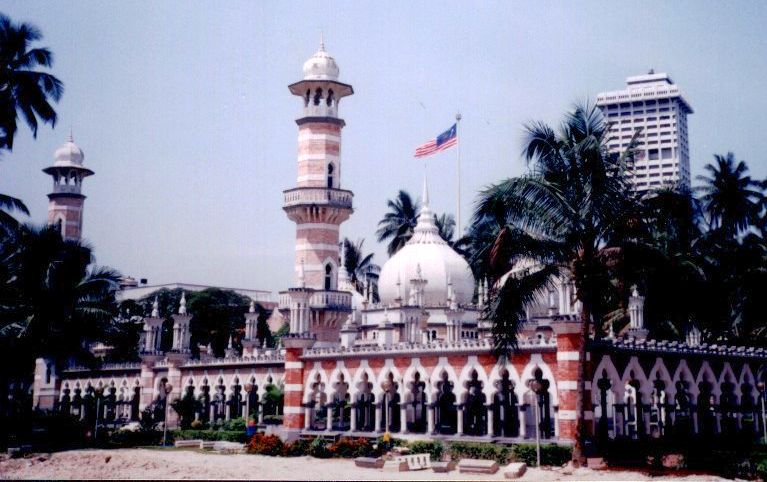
[375,404,382,432]
[258,403,265,424]
[326,406,333,431]
[400,405,408,434]
[518,405,527,438]
[350,406,357,432]
[487,405,494,437]
[427,406,435,433]
[456,405,464,435]
[304,407,311,430]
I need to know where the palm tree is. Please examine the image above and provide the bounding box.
[696,153,764,238]
[376,190,420,256]
[0,224,120,368]
[341,238,377,294]
[434,213,455,245]
[0,14,63,149]
[0,192,28,234]
[473,103,639,465]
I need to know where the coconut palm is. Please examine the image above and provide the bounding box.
[0,192,28,234]
[0,14,63,149]
[376,190,420,256]
[696,153,764,238]
[473,103,640,465]
[341,237,377,294]
[434,213,455,245]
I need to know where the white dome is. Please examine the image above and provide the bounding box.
[53,135,84,166]
[302,39,340,81]
[378,180,475,306]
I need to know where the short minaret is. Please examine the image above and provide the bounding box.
[280,38,355,343]
[242,300,260,355]
[627,286,648,340]
[686,325,702,347]
[141,297,164,355]
[43,134,94,240]
[170,292,192,357]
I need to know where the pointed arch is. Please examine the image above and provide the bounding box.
[591,355,622,403]
[519,353,558,404]
[457,356,489,400]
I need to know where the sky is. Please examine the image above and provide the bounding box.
[1,1,766,294]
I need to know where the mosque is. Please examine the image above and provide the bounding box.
[32,42,767,446]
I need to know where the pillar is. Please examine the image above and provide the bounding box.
[400,405,408,434]
[304,407,311,430]
[427,406,435,433]
[487,405,495,437]
[518,405,527,438]
[281,336,314,441]
[350,406,357,432]
[457,405,464,435]
[551,318,590,443]
[326,406,333,431]
[375,404,382,432]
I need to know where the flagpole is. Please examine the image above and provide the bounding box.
[455,112,462,235]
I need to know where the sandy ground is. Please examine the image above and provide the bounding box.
[0,448,733,481]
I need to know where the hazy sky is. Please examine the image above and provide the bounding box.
[2,1,766,293]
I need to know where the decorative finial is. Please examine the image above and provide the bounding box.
[631,285,639,298]
[151,296,159,318]
[319,31,325,51]
[416,263,423,279]
[179,291,187,315]
[249,300,255,314]
[422,175,430,207]
[68,126,74,143]
[456,112,462,122]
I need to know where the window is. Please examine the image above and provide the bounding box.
[324,264,332,290]
[327,164,334,188]
[313,88,322,106]
[326,89,334,106]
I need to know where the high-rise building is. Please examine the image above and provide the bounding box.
[596,71,693,193]
[43,135,94,240]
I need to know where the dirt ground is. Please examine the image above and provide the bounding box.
[0,448,734,480]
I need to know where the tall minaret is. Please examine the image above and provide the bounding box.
[280,39,354,342]
[42,134,93,240]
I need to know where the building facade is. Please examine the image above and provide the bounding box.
[32,48,767,448]
[596,71,693,194]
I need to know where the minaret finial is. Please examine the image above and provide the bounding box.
[179,291,187,315]
[298,258,306,288]
[319,30,325,51]
[68,125,73,143]
[422,174,430,207]
[151,296,159,318]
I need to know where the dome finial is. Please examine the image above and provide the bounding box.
[422,174,430,208]
[151,296,159,318]
[179,291,187,315]
[68,125,74,143]
[319,30,325,51]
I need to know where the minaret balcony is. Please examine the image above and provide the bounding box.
[283,187,353,209]
[278,289,352,311]
[52,184,83,195]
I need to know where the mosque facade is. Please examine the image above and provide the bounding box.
[31,43,767,446]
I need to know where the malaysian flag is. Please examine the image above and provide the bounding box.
[414,123,458,158]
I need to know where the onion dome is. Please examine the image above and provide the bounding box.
[53,134,85,167]
[302,35,340,81]
[378,178,475,306]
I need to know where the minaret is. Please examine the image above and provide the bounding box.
[280,39,354,342]
[42,134,94,240]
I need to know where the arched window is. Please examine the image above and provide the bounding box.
[313,88,322,106]
[327,163,334,188]
[324,264,333,290]
[304,89,310,107]
[326,89,334,106]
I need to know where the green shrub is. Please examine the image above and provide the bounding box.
[263,415,283,425]
[308,437,331,458]
[106,429,163,448]
[221,418,246,431]
[448,441,512,465]
[511,444,572,467]
[408,440,444,461]
[171,429,248,443]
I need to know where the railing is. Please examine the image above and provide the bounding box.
[283,188,353,209]
[302,104,338,118]
[63,362,141,374]
[594,337,767,360]
[278,290,353,311]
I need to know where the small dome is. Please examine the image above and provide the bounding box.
[302,39,340,81]
[378,179,475,306]
[338,266,365,311]
[53,135,84,166]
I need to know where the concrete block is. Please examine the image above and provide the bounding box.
[432,461,456,473]
[382,460,409,472]
[457,458,499,474]
[503,462,527,479]
[354,457,384,469]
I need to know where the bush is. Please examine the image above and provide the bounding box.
[190,419,205,430]
[328,437,375,458]
[408,440,444,461]
[511,444,572,467]
[282,438,311,457]
[247,433,285,456]
[263,415,283,425]
[106,429,163,448]
[172,429,248,443]
[221,418,246,431]
[308,437,331,458]
[448,441,512,465]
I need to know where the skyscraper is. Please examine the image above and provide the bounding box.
[596,71,693,193]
